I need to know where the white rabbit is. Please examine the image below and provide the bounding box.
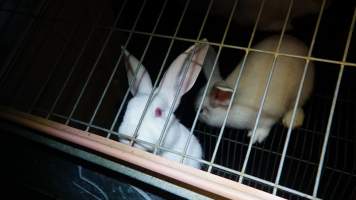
[196,35,315,144]
[118,42,209,169]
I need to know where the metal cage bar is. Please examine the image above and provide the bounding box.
[180,0,215,164]
[312,7,356,198]
[239,0,294,183]
[9,1,66,107]
[116,0,189,145]
[0,0,49,81]
[47,6,106,119]
[28,13,83,113]
[64,0,136,125]
[272,0,328,195]
[102,27,356,68]
[205,0,267,174]
[86,0,157,133]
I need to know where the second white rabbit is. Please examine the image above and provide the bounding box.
[196,35,315,144]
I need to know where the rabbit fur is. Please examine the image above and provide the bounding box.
[119,42,209,168]
[196,35,315,144]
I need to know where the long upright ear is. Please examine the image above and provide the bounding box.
[202,45,222,84]
[159,41,209,110]
[122,46,153,96]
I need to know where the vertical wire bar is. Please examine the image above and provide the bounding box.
[9,1,65,105]
[154,46,198,153]
[207,0,267,173]
[195,0,215,40]
[272,0,328,195]
[266,127,282,183]
[149,0,213,160]
[290,98,317,189]
[312,7,356,198]
[28,15,82,113]
[152,0,220,149]
[46,5,107,119]
[180,0,240,164]
[153,35,204,154]
[138,0,208,153]
[229,131,237,168]
[239,0,294,183]
[207,6,239,169]
[226,135,232,167]
[109,0,170,142]
[0,0,49,83]
[205,0,246,172]
[85,0,168,132]
[177,0,215,163]
[107,0,162,138]
[110,0,191,139]
[290,128,305,189]
[65,0,136,125]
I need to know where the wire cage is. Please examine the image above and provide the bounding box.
[0,0,355,199]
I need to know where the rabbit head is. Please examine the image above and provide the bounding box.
[194,46,236,127]
[198,82,236,127]
[119,42,209,151]
[196,35,315,144]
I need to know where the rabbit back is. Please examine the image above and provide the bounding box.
[225,36,314,118]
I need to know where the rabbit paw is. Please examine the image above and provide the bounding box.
[282,108,304,128]
[247,128,270,144]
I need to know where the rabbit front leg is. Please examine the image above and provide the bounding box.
[247,127,271,144]
[247,117,276,144]
[282,107,305,128]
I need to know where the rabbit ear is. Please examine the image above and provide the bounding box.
[202,46,222,84]
[159,41,209,110]
[209,83,234,108]
[122,46,153,96]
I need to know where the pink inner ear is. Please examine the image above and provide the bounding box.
[209,87,233,108]
[155,108,162,117]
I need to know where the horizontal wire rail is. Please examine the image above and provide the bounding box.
[97,26,356,68]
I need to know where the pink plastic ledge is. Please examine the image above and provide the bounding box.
[0,108,285,200]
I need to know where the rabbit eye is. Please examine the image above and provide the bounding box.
[154,108,162,117]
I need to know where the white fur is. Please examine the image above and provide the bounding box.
[196,35,315,144]
[119,42,209,169]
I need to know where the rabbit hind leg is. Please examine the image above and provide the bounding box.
[282,107,304,128]
[248,127,271,144]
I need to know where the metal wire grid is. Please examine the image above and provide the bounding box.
[0,0,355,199]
